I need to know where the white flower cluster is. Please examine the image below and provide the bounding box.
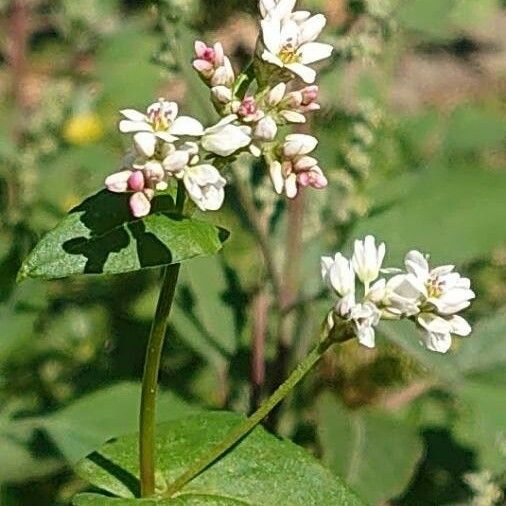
[322,236,475,353]
[104,1,334,216]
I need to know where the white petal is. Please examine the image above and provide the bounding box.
[285,173,298,198]
[279,19,299,47]
[405,250,429,279]
[261,18,281,54]
[162,150,190,174]
[120,109,147,122]
[261,50,284,68]
[169,116,204,136]
[202,124,251,157]
[297,42,333,64]
[284,62,316,84]
[269,161,284,194]
[129,192,151,218]
[105,170,133,193]
[417,313,451,334]
[280,110,306,123]
[267,83,287,106]
[448,315,472,336]
[357,325,376,348]
[420,329,452,353]
[133,132,157,158]
[299,14,327,43]
[275,0,297,19]
[119,120,152,133]
[283,133,318,157]
[155,131,178,143]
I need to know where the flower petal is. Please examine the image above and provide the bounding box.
[169,116,204,136]
[120,109,147,122]
[284,62,316,84]
[105,170,133,193]
[297,42,333,64]
[119,120,152,133]
[133,131,157,158]
[129,192,151,218]
[299,14,327,43]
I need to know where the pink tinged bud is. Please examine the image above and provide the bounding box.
[213,42,225,66]
[193,59,214,75]
[129,191,152,218]
[194,41,210,59]
[285,91,303,108]
[105,170,133,193]
[127,170,145,192]
[300,86,319,106]
[297,168,328,189]
[237,97,258,118]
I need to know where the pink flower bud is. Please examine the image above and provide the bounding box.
[300,86,319,106]
[237,97,258,118]
[297,167,328,189]
[127,170,145,192]
[129,191,152,218]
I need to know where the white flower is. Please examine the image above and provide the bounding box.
[254,116,278,141]
[404,250,475,315]
[417,313,472,353]
[260,13,333,83]
[119,99,204,157]
[211,86,233,104]
[352,235,386,285]
[259,0,296,19]
[321,253,355,297]
[283,133,318,157]
[350,302,381,348]
[193,41,235,87]
[269,134,327,198]
[183,164,226,211]
[202,115,252,157]
[105,169,155,218]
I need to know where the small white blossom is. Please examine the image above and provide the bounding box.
[202,116,252,157]
[260,12,333,83]
[352,235,386,285]
[350,302,381,348]
[254,116,278,141]
[269,134,327,198]
[321,253,355,297]
[183,164,226,211]
[119,99,203,157]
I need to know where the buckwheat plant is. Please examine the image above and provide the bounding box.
[18,0,476,503]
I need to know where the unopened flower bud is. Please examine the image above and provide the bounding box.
[127,170,145,192]
[254,116,277,141]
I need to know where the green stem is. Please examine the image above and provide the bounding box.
[164,323,343,498]
[139,183,186,497]
[234,62,256,100]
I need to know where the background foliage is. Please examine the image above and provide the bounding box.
[0,0,505,504]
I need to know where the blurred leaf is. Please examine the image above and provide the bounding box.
[444,106,506,153]
[453,380,506,474]
[18,191,229,280]
[0,283,48,362]
[397,0,454,41]
[0,436,61,484]
[352,164,506,265]
[317,392,423,504]
[96,25,162,112]
[381,311,506,382]
[172,257,238,365]
[37,382,197,463]
[76,411,363,504]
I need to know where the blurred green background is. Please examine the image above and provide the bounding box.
[0,0,505,504]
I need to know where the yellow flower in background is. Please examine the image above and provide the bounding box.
[63,113,104,145]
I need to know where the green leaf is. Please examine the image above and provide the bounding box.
[453,380,506,474]
[380,312,506,382]
[18,191,229,281]
[37,382,198,463]
[76,411,363,505]
[316,392,423,505]
[351,164,506,265]
[73,493,245,505]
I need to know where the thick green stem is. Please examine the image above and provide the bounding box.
[164,324,341,498]
[139,183,185,497]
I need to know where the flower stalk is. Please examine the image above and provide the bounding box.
[139,182,186,497]
[163,319,354,499]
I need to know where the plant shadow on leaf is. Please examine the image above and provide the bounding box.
[18,190,229,280]
[61,192,176,274]
[87,452,140,498]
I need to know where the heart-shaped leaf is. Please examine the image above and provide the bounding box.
[75,411,364,505]
[18,190,229,280]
